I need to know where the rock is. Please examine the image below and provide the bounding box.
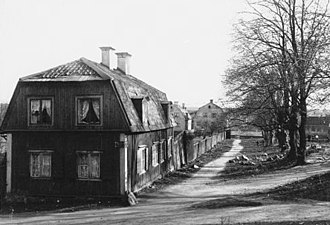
[193,165,199,169]
[241,154,250,161]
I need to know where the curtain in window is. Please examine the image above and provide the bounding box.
[77,152,100,179]
[79,100,90,123]
[90,153,100,178]
[92,99,100,120]
[79,99,100,124]
[41,100,51,124]
[31,153,40,177]
[41,154,51,177]
[31,100,40,124]
[30,152,51,177]
[77,153,89,178]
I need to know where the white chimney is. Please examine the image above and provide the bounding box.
[100,46,115,69]
[116,52,131,74]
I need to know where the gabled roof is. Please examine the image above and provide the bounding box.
[197,101,223,112]
[18,57,173,132]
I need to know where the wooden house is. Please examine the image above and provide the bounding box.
[0,47,174,200]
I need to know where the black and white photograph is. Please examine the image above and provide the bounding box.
[1,0,330,224]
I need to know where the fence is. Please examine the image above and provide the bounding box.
[172,131,226,169]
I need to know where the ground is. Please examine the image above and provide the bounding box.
[1,139,330,224]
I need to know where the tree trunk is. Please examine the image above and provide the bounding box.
[287,112,299,162]
[276,129,287,152]
[297,103,307,165]
[288,127,298,161]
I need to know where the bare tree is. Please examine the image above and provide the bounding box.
[225,0,330,164]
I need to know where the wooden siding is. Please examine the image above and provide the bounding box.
[127,128,173,192]
[11,132,121,197]
[2,81,129,131]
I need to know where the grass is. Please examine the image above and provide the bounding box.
[262,171,330,202]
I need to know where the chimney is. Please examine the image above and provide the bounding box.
[174,101,179,106]
[100,47,115,69]
[116,52,131,74]
[210,99,213,104]
[182,103,185,109]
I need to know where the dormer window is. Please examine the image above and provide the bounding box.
[76,96,102,125]
[29,97,53,126]
[131,97,143,122]
[161,101,170,122]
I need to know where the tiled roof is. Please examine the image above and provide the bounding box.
[20,59,104,82]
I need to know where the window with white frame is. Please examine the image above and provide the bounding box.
[167,137,173,158]
[29,150,52,178]
[76,96,102,125]
[159,140,166,163]
[29,98,53,125]
[152,142,159,167]
[77,151,101,179]
[137,146,148,174]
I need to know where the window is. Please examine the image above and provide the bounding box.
[152,142,159,167]
[203,113,208,118]
[137,146,148,174]
[76,96,102,125]
[131,97,143,122]
[77,151,101,179]
[159,140,166,162]
[167,137,173,158]
[29,151,52,178]
[161,102,169,122]
[212,113,217,118]
[29,98,53,125]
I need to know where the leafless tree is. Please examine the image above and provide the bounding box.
[225,0,330,164]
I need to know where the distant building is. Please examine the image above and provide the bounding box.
[193,99,224,134]
[305,116,330,141]
[170,102,192,134]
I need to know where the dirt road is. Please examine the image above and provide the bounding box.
[1,139,330,224]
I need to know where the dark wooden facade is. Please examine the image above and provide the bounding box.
[1,55,174,199]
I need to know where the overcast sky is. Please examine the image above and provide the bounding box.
[0,0,248,107]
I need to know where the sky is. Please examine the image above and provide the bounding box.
[0,0,248,107]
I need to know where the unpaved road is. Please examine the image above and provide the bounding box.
[1,139,330,224]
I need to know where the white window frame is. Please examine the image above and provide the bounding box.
[167,137,173,158]
[137,145,148,175]
[28,97,54,126]
[152,142,159,167]
[29,150,53,178]
[160,139,165,163]
[76,151,102,180]
[75,95,103,126]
